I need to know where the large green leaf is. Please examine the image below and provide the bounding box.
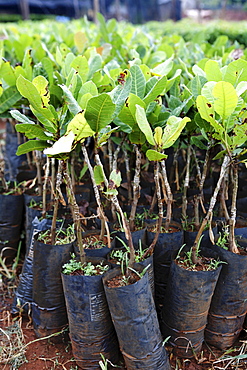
[204,60,222,82]
[70,55,89,83]
[109,71,132,117]
[0,86,21,114]
[0,61,16,86]
[10,110,35,124]
[16,75,56,128]
[213,81,238,120]
[135,105,155,146]
[143,75,167,106]
[59,84,82,115]
[22,49,33,81]
[85,93,115,132]
[118,93,145,128]
[224,59,247,86]
[16,140,50,155]
[151,56,173,76]
[42,57,54,85]
[130,65,146,99]
[201,81,217,103]
[16,75,42,110]
[15,123,50,140]
[146,149,168,162]
[196,95,224,135]
[162,116,190,149]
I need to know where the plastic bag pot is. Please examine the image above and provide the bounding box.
[12,217,58,315]
[32,234,74,338]
[146,221,183,314]
[205,245,247,350]
[103,267,170,370]
[161,259,221,358]
[112,227,146,249]
[73,229,114,259]
[4,120,26,181]
[183,225,217,249]
[62,259,120,369]
[134,254,155,298]
[0,191,24,261]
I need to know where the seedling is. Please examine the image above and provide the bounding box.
[62,253,109,276]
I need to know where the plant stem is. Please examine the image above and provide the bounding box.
[35,150,43,197]
[228,161,239,254]
[42,156,50,218]
[51,160,62,245]
[62,159,85,264]
[123,146,132,204]
[181,144,191,220]
[143,161,163,259]
[129,144,141,231]
[81,145,111,248]
[160,158,173,230]
[192,154,230,264]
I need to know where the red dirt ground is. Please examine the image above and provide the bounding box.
[1,277,247,370]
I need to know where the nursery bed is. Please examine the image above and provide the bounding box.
[1,274,247,370]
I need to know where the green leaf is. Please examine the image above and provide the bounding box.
[94,165,105,187]
[0,61,16,86]
[224,59,247,86]
[22,49,33,81]
[66,111,95,142]
[118,93,145,128]
[143,75,167,106]
[213,81,238,120]
[16,75,42,110]
[70,55,89,83]
[10,109,35,124]
[201,81,217,103]
[16,140,50,155]
[130,65,146,99]
[151,57,173,76]
[15,123,50,140]
[146,149,168,162]
[204,60,222,82]
[0,86,21,114]
[109,71,132,117]
[236,81,247,97]
[88,54,102,80]
[16,75,56,128]
[59,84,82,115]
[135,105,155,146]
[85,93,115,132]
[196,95,219,127]
[41,57,54,85]
[191,75,207,98]
[162,116,190,149]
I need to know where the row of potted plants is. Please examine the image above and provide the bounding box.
[1,14,247,369]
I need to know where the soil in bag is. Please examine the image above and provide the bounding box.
[103,266,170,369]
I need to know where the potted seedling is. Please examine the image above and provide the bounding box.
[195,59,247,350]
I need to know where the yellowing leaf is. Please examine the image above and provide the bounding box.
[66,111,95,142]
[32,76,50,107]
[154,127,163,146]
[74,31,87,53]
[213,81,238,120]
[44,131,75,156]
